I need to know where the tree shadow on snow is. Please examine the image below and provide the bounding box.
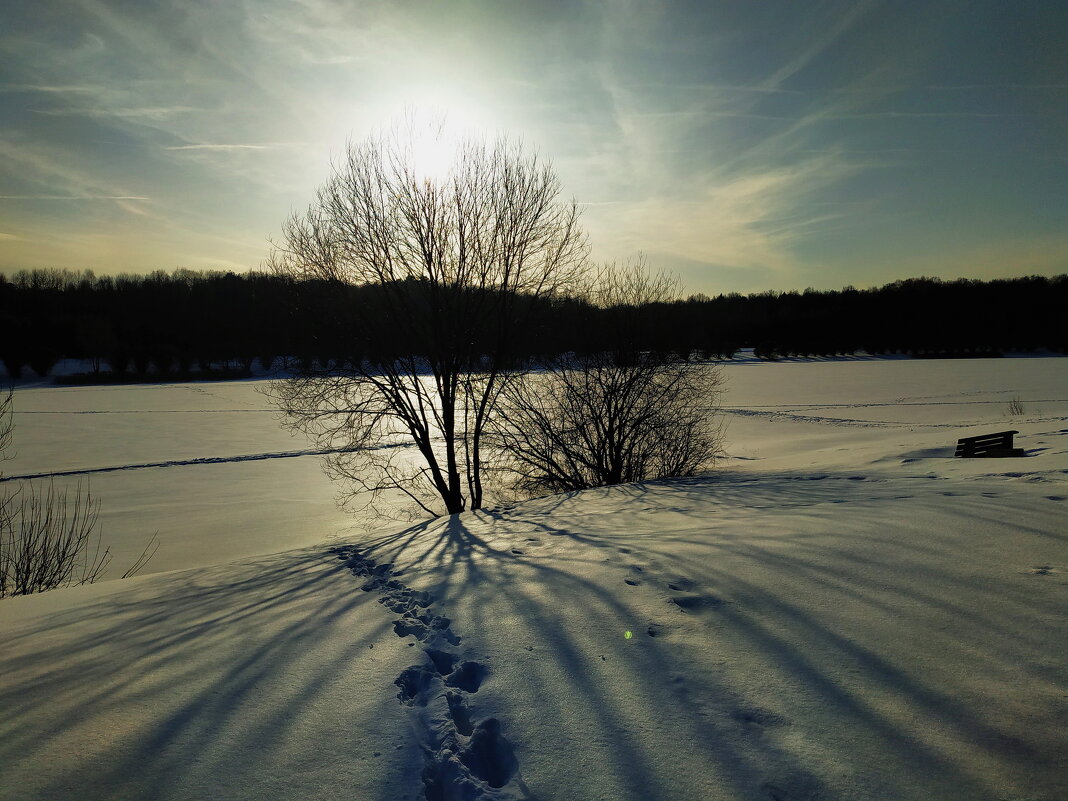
[0,549,418,801]
[351,470,1067,801]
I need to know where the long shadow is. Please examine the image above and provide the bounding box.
[349,470,1068,801]
[5,465,1063,801]
[0,548,418,801]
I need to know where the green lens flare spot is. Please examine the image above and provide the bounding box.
[624,630,633,639]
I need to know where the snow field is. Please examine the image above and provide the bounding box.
[1,354,1066,800]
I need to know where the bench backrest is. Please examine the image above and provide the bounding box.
[955,430,1019,457]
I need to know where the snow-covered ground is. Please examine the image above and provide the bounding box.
[2,355,1066,800]
[0,379,358,574]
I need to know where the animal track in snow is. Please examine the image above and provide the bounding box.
[331,545,519,800]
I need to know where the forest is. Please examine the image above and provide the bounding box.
[1,268,1065,380]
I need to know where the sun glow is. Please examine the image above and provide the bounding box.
[372,88,498,184]
[407,122,457,183]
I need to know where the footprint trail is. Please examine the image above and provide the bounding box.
[331,545,521,800]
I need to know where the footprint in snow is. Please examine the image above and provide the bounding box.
[330,544,518,801]
[732,707,788,728]
[458,718,518,789]
[669,594,723,612]
[444,661,487,693]
[425,648,458,675]
[395,665,437,706]
[446,690,474,736]
[763,773,824,801]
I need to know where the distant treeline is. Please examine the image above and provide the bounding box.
[1,268,1065,379]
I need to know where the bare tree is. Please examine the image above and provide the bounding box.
[586,255,680,309]
[492,260,725,495]
[266,121,588,517]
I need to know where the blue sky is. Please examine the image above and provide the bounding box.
[1,0,1065,294]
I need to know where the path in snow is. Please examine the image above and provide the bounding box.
[334,545,522,801]
[0,443,415,483]
[0,446,363,482]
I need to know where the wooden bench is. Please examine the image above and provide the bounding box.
[955,430,1024,458]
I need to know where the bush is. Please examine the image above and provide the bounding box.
[0,389,157,598]
[492,262,725,496]
[495,354,724,495]
[0,479,106,597]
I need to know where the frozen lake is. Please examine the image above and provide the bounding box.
[4,354,1067,578]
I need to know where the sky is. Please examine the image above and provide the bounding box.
[1,0,1066,296]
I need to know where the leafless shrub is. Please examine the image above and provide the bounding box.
[493,356,724,496]
[0,389,157,598]
[1006,396,1025,416]
[0,480,106,597]
[0,389,12,460]
[490,261,725,496]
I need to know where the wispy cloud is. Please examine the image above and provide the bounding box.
[0,83,107,94]
[0,0,1063,291]
[759,0,882,90]
[165,143,278,151]
[631,110,794,121]
[585,153,862,285]
[923,83,1068,91]
[0,194,149,201]
[32,106,205,119]
[829,111,1037,119]
[0,137,149,210]
[0,232,21,241]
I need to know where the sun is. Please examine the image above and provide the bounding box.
[407,119,457,183]
[370,90,497,184]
